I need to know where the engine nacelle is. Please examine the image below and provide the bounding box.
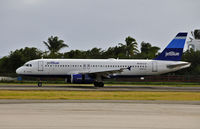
[70,74,94,84]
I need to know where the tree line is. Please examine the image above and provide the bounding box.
[0,36,199,75]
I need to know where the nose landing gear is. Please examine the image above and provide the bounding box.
[37,78,42,87]
[37,82,42,87]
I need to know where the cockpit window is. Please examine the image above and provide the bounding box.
[24,64,32,67]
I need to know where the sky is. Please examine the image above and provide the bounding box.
[0,0,199,57]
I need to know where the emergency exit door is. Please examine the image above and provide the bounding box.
[152,61,158,72]
[83,64,90,70]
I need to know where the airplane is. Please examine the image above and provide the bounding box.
[16,32,191,87]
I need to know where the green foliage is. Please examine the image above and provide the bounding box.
[181,50,200,75]
[63,36,139,59]
[63,48,104,59]
[64,50,87,59]
[0,35,199,76]
[103,46,126,59]
[140,42,160,59]
[0,47,42,73]
[43,36,68,58]
[118,36,139,58]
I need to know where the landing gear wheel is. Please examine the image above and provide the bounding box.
[99,82,104,87]
[38,82,42,87]
[94,82,104,87]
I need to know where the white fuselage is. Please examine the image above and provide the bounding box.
[16,59,190,77]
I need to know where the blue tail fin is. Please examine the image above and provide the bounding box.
[154,32,188,61]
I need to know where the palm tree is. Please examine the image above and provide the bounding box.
[141,42,160,59]
[119,36,139,58]
[43,36,68,57]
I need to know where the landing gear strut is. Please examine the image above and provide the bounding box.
[37,82,42,87]
[93,74,104,87]
[94,81,104,87]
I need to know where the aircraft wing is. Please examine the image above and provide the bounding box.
[78,67,131,78]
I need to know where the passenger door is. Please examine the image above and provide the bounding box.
[38,61,44,71]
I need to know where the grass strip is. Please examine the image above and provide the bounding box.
[0,90,200,101]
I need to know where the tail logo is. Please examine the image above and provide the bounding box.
[165,51,180,57]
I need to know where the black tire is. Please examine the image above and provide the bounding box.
[94,82,104,87]
[99,82,104,87]
[38,82,42,87]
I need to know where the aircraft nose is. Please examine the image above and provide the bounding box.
[16,67,22,74]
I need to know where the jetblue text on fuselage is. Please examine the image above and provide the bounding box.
[47,61,59,65]
[165,51,180,57]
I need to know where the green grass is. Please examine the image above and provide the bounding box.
[0,90,200,101]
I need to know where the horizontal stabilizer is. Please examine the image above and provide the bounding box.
[167,62,191,69]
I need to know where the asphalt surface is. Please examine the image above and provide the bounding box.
[0,99,200,105]
[0,85,200,91]
[0,101,200,129]
[0,84,200,128]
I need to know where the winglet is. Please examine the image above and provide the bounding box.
[154,32,188,61]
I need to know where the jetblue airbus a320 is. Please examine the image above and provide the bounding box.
[16,32,190,87]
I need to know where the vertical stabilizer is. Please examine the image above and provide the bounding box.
[154,32,187,61]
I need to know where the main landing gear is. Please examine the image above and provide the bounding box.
[93,74,104,87]
[94,81,104,87]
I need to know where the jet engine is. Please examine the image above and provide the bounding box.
[70,74,94,84]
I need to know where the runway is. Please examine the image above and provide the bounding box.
[0,84,200,91]
[0,84,200,129]
[0,101,200,129]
